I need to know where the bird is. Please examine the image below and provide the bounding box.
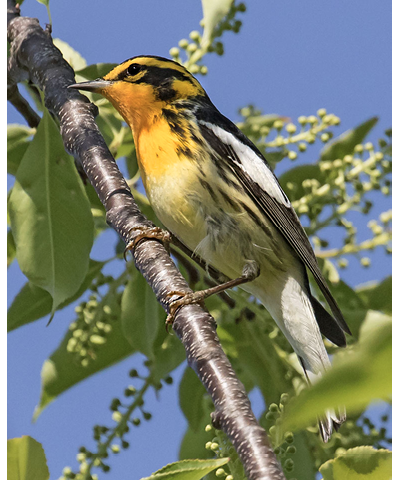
[69,55,351,441]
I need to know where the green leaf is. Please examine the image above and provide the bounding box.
[7,124,35,176]
[95,106,123,149]
[121,269,162,359]
[238,114,285,139]
[34,308,135,419]
[289,432,316,480]
[140,458,230,480]
[319,446,391,480]
[201,0,233,47]
[7,229,16,267]
[220,310,291,407]
[7,436,49,480]
[320,117,378,160]
[320,258,340,284]
[279,164,326,202]
[8,109,94,314]
[53,38,87,71]
[179,367,207,431]
[8,260,104,332]
[282,311,392,433]
[36,0,49,6]
[116,129,135,160]
[75,63,117,81]
[179,422,214,462]
[357,276,392,314]
[151,330,186,383]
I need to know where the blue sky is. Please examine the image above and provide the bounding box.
[8,1,391,479]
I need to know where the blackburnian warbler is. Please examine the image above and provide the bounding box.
[70,55,350,441]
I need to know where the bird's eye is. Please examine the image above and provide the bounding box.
[127,64,142,76]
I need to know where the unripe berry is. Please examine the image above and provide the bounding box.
[178,39,189,49]
[273,119,284,130]
[286,123,297,134]
[169,47,180,58]
[189,30,200,41]
[298,143,307,152]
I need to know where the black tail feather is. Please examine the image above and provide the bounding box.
[311,296,347,347]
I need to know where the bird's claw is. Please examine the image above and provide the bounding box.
[124,226,172,260]
[165,290,205,329]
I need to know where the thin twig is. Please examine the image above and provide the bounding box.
[7,83,40,127]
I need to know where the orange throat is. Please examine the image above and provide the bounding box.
[101,82,190,194]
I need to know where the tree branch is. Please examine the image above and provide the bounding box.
[7,5,285,479]
[7,83,41,128]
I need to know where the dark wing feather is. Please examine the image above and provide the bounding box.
[197,117,351,336]
[311,296,347,347]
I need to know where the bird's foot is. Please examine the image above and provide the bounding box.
[165,260,260,327]
[124,226,172,259]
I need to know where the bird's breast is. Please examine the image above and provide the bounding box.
[135,128,288,280]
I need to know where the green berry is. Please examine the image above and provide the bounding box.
[286,123,297,134]
[111,444,120,454]
[321,133,330,143]
[110,398,121,411]
[360,257,371,267]
[112,411,122,422]
[273,119,284,130]
[187,43,198,53]
[124,386,136,397]
[280,393,290,404]
[307,115,318,125]
[189,30,200,41]
[298,143,307,152]
[215,42,224,55]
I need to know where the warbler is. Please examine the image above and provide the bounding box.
[70,55,351,441]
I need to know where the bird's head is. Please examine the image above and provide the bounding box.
[69,56,206,129]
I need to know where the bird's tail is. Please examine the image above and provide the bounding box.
[251,271,346,442]
[298,355,346,442]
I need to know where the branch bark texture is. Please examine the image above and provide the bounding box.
[7,4,285,479]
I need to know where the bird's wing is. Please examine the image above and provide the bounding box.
[197,116,351,336]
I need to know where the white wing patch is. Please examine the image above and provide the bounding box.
[200,121,291,207]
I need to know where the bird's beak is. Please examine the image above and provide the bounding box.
[68,79,113,93]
